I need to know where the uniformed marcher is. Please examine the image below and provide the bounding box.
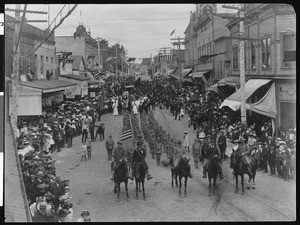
[155,138,163,166]
[202,138,225,179]
[131,140,153,180]
[105,135,115,161]
[172,140,193,178]
[236,137,253,176]
[111,141,132,180]
[192,137,201,169]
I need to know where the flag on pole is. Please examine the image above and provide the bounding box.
[170,29,175,36]
[118,129,132,142]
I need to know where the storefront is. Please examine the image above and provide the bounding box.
[9,79,76,116]
[59,74,90,100]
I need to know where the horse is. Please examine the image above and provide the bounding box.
[132,162,146,200]
[171,157,190,197]
[112,159,129,202]
[207,156,219,196]
[231,151,256,195]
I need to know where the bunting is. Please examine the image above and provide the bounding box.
[118,129,132,141]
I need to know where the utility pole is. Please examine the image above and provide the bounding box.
[115,44,118,75]
[97,36,101,73]
[222,4,246,129]
[171,37,185,88]
[10,4,21,137]
[121,46,123,74]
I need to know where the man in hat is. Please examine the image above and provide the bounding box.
[236,137,253,176]
[217,130,227,160]
[261,141,269,173]
[111,141,132,180]
[105,135,115,161]
[77,210,91,222]
[192,137,201,169]
[132,139,153,180]
[202,138,225,179]
[32,201,54,222]
[183,131,190,153]
[172,140,193,178]
[49,176,64,210]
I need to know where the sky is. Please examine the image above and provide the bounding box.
[5,4,238,58]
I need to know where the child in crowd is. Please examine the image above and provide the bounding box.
[87,139,92,159]
[81,141,87,161]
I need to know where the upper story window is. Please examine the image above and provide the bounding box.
[250,41,256,69]
[261,37,271,68]
[233,46,239,70]
[281,32,296,68]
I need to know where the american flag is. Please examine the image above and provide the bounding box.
[94,73,100,80]
[118,129,132,142]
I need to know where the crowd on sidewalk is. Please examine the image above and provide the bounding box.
[13,74,296,221]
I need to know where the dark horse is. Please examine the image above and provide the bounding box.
[171,157,191,197]
[132,162,146,200]
[207,156,220,196]
[231,151,256,195]
[112,159,129,202]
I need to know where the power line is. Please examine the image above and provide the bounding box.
[21,4,78,58]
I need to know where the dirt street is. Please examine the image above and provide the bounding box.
[52,108,296,222]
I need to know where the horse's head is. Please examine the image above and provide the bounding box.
[179,157,190,172]
[230,151,239,168]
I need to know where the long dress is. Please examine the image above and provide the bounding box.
[113,100,119,116]
[133,102,138,114]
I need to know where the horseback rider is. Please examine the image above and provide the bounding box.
[236,137,253,176]
[111,141,133,180]
[172,140,193,179]
[202,137,225,180]
[131,139,153,180]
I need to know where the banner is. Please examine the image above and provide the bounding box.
[65,86,78,98]
[81,81,88,97]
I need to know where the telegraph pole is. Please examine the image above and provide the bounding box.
[10,4,21,137]
[222,4,246,129]
[171,37,185,89]
[97,36,101,73]
[115,44,118,75]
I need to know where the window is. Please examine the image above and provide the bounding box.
[244,44,247,69]
[281,33,296,67]
[207,44,211,61]
[233,46,238,70]
[261,37,271,68]
[220,60,223,77]
[251,41,256,69]
[40,55,44,75]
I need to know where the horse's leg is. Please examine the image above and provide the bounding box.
[247,176,251,189]
[252,174,256,189]
[117,182,120,202]
[171,170,174,188]
[142,181,146,201]
[179,176,182,198]
[176,173,178,188]
[241,175,244,195]
[139,182,142,192]
[184,177,188,197]
[213,177,217,193]
[135,180,139,200]
[209,177,212,196]
[234,174,238,194]
[114,181,117,194]
[125,181,129,202]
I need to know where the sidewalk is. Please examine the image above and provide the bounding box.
[4,120,30,222]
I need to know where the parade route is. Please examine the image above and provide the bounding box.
[52,109,296,222]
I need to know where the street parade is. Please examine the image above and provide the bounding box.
[4,3,296,222]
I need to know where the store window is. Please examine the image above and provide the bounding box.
[251,41,256,69]
[261,37,271,68]
[281,32,296,68]
[233,46,238,70]
[40,55,44,75]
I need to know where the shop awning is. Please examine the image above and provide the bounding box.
[220,79,271,111]
[189,70,210,78]
[181,68,194,78]
[246,82,277,118]
[9,85,42,116]
[167,68,177,75]
[19,79,76,93]
[207,76,240,97]
[60,74,90,81]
